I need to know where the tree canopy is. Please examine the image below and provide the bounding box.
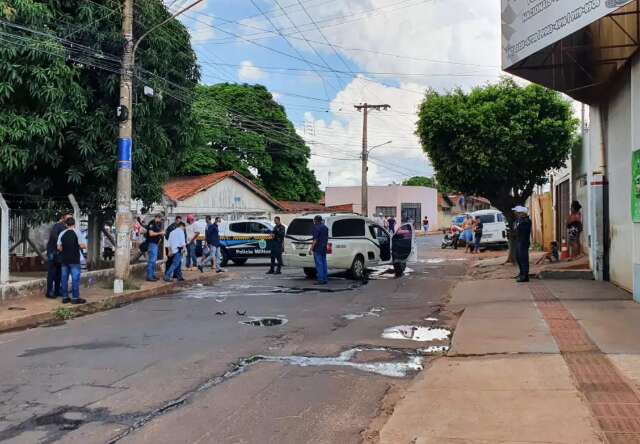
[402,176,437,188]
[416,78,578,220]
[0,0,199,213]
[180,83,321,202]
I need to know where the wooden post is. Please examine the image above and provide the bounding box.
[0,193,9,285]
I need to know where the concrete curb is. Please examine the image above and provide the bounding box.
[0,272,224,334]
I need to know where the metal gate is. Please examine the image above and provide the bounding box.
[401,203,421,229]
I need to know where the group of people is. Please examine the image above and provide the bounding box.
[448,215,484,253]
[46,212,87,304]
[138,214,225,283]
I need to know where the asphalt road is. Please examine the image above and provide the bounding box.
[0,236,467,444]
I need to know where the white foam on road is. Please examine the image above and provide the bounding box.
[342,307,385,320]
[382,326,451,342]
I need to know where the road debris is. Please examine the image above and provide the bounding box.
[382,325,451,342]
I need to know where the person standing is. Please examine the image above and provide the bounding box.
[473,216,483,254]
[462,215,475,253]
[184,215,200,271]
[513,206,532,283]
[567,200,583,259]
[138,214,164,281]
[388,215,397,233]
[46,213,69,299]
[267,216,286,274]
[422,216,430,234]
[57,217,87,304]
[310,215,329,285]
[199,216,223,273]
[164,222,186,282]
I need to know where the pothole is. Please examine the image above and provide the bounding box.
[382,325,451,342]
[342,307,385,320]
[240,316,288,327]
[33,408,87,431]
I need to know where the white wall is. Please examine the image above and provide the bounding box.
[606,70,633,291]
[324,185,438,228]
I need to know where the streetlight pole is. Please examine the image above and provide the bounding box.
[113,0,204,293]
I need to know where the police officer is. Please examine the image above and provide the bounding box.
[267,216,286,275]
[513,206,532,283]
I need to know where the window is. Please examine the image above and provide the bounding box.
[496,213,505,222]
[375,206,397,217]
[477,214,496,224]
[287,219,314,236]
[332,218,365,237]
[375,226,389,241]
[248,222,271,234]
[229,222,249,233]
[368,225,377,239]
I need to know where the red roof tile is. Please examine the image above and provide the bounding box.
[278,201,354,214]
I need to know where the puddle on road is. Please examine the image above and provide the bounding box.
[182,281,364,299]
[240,316,288,327]
[424,317,438,322]
[382,325,451,342]
[418,345,450,354]
[342,307,385,320]
[259,347,424,378]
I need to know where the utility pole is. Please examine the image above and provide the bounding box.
[113,0,204,293]
[113,0,134,293]
[354,103,390,217]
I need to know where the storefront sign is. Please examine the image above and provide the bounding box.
[502,0,633,69]
[632,150,640,223]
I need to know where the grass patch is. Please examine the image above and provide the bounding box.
[54,307,75,320]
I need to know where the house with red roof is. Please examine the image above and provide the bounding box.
[160,171,282,221]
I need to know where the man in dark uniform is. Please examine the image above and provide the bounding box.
[513,206,532,283]
[267,216,286,275]
[310,215,329,285]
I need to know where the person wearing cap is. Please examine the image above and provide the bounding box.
[309,215,329,285]
[184,215,200,271]
[513,205,532,283]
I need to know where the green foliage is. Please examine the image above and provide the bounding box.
[54,307,75,320]
[0,0,199,213]
[402,176,436,188]
[181,83,321,202]
[416,78,578,220]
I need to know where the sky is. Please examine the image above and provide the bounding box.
[170,0,504,189]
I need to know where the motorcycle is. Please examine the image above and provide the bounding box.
[441,231,463,249]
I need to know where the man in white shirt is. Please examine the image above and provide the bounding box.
[164,222,186,282]
[185,215,200,270]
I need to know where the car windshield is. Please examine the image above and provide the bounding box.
[476,214,495,224]
[287,219,315,236]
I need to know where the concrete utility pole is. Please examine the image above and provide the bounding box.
[113,0,204,293]
[354,103,390,217]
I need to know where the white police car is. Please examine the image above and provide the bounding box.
[218,219,275,266]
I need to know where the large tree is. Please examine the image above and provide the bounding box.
[416,78,578,250]
[0,0,199,214]
[181,83,321,202]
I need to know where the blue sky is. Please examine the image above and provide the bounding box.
[171,0,503,188]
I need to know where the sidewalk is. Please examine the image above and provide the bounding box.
[0,268,225,333]
[380,277,640,444]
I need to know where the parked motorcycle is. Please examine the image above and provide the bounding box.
[441,231,463,249]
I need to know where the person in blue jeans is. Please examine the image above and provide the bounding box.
[46,212,70,298]
[310,215,329,285]
[164,222,186,282]
[138,214,164,281]
[57,217,87,304]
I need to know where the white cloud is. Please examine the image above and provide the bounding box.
[301,76,433,188]
[187,14,216,46]
[238,60,268,82]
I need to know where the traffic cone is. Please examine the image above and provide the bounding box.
[560,238,569,260]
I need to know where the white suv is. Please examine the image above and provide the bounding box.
[284,214,404,280]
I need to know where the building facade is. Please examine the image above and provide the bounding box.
[324,185,438,229]
[502,0,639,295]
[161,171,282,221]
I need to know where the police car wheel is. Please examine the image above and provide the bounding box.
[232,258,247,265]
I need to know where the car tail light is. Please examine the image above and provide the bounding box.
[326,243,333,254]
